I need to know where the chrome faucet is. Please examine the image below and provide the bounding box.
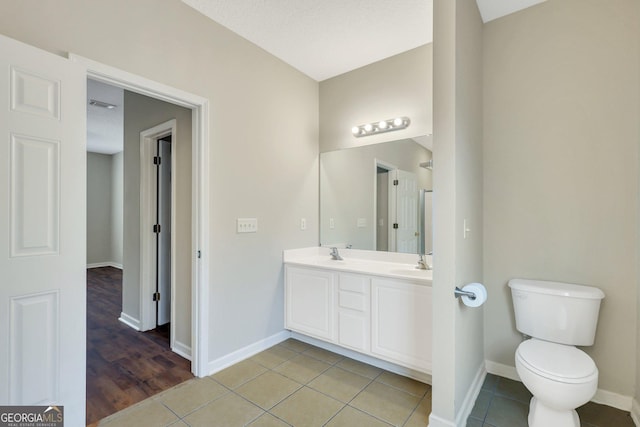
[416,254,432,270]
[329,247,343,260]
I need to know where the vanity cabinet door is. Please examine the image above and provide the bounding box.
[285,266,336,341]
[371,278,432,372]
[337,273,370,352]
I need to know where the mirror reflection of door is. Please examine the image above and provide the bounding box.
[392,169,418,253]
[376,167,419,253]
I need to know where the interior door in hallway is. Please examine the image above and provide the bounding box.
[0,34,87,426]
[156,135,172,326]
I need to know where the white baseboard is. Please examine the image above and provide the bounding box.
[172,340,192,361]
[485,360,520,382]
[118,312,141,331]
[427,414,456,427]
[290,332,432,384]
[592,388,633,412]
[207,330,291,375]
[485,359,633,412]
[631,398,640,426]
[454,363,487,426]
[87,261,123,269]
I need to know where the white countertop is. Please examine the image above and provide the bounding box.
[283,247,433,285]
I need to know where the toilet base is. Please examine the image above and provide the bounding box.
[528,397,580,427]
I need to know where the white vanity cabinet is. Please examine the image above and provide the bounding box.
[284,263,432,374]
[371,278,432,372]
[285,266,335,341]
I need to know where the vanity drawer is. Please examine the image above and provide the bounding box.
[338,273,370,311]
[339,291,367,311]
[339,273,369,293]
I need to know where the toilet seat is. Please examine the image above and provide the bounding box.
[516,339,597,384]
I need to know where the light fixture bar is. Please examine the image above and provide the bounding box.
[89,99,117,109]
[351,116,410,138]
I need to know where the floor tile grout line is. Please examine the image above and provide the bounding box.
[400,388,431,427]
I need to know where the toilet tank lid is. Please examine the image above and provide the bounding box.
[508,279,604,300]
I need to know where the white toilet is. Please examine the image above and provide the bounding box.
[508,279,605,427]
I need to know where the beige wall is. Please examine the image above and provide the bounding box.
[111,151,123,266]
[87,152,113,265]
[320,45,432,152]
[87,151,123,267]
[123,91,192,347]
[0,0,319,362]
[483,0,639,398]
[430,0,484,424]
[637,6,640,409]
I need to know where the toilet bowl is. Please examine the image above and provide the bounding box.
[515,338,598,427]
[508,279,604,427]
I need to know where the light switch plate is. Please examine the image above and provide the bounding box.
[237,218,258,233]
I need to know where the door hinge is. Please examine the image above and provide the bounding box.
[153,292,160,301]
[197,250,201,259]
[153,156,161,165]
[393,223,399,229]
[153,224,161,233]
[393,179,399,186]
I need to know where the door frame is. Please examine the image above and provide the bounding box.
[70,54,210,377]
[140,120,177,337]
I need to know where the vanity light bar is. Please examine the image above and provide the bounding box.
[351,117,411,138]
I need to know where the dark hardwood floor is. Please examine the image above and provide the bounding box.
[86,267,193,425]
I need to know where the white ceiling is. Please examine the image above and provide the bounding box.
[87,79,124,154]
[181,0,546,82]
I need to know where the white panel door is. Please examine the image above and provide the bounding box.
[390,169,419,253]
[157,138,172,326]
[0,34,86,426]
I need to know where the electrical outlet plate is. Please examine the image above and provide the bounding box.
[237,218,258,233]
[300,218,307,230]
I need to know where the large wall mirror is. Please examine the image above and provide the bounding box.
[320,136,433,254]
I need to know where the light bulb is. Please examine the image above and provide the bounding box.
[378,120,388,129]
[351,126,360,135]
[364,123,373,132]
[393,117,404,127]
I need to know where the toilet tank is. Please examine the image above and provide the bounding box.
[508,279,605,346]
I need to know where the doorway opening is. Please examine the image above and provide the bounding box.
[85,83,196,424]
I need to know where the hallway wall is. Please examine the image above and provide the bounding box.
[87,151,123,268]
[122,91,192,351]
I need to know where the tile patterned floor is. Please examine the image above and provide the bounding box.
[97,339,431,426]
[467,373,636,427]
[97,342,636,427]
